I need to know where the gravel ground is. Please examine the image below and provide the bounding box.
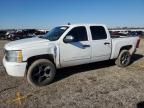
[0,39,144,108]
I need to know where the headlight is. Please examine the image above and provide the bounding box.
[5,50,23,63]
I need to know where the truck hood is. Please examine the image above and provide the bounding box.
[5,37,50,50]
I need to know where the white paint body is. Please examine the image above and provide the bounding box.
[3,24,139,77]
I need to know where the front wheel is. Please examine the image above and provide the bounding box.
[115,50,131,67]
[27,59,56,86]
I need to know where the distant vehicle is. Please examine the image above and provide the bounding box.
[109,31,127,36]
[7,29,48,40]
[7,31,26,40]
[3,24,140,86]
[35,30,48,37]
[128,31,137,36]
[23,29,37,36]
[0,30,7,39]
[7,29,36,40]
[119,30,129,35]
[6,30,16,39]
[128,31,143,37]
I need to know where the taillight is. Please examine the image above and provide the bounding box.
[136,38,140,48]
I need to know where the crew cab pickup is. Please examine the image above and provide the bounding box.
[3,24,140,86]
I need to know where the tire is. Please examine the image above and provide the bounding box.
[27,59,56,87]
[115,50,131,67]
[10,36,14,41]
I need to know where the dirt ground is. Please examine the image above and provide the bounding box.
[0,39,144,108]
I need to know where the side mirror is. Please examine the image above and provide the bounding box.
[64,35,74,43]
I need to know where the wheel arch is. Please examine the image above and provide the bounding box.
[113,45,133,59]
[26,54,55,72]
[120,45,132,52]
[119,45,133,55]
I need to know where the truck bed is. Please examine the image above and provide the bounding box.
[110,36,139,59]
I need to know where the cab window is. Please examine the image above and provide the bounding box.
[66,26,88,42]
[90,26,107,40]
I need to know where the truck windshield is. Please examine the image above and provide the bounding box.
[41,26,68,41]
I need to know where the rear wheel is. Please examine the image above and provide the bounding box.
[115,50,131,67]
[27,59,56,86]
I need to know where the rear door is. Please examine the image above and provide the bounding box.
[60,26,91,67]
[90,26,112,62]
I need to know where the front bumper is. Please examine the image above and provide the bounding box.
[2,57,27,77]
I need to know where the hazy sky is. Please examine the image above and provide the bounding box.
[0,0,143,29]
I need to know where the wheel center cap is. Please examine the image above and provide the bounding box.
[40,71,45,76]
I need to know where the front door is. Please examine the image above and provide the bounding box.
[60,26,91,67]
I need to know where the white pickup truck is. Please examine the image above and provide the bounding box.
[3,24,140,86]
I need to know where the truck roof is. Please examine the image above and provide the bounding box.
[61,24,106,27]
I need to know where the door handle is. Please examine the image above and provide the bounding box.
[83,45,90,48]
[104,42,110,45]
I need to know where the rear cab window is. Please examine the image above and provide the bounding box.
[90,26,107,40]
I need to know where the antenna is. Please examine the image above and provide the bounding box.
[68,22,71,25]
